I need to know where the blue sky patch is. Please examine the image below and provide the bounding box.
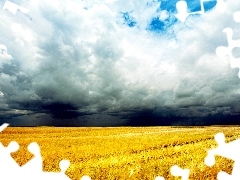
[203,1,217,12]
[148,17,165,32]
[121,12,137,27]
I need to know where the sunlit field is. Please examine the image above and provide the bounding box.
[1,126,239,179]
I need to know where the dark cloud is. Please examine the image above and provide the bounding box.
[42,102,85,119]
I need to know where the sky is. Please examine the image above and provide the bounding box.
[1,0,240,126]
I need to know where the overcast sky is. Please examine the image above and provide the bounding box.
[1,0,240,126]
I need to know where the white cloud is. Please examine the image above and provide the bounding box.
[159,10,169,21]
[0,43,12,84]
[3,0,29,15]
[11,23,33,44]
[0,91,4,98]
[0,44,12,64]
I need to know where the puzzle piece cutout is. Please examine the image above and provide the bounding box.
[80,175,92,180]
[0,123,9,132]
[0,44,13,62]
[215,0,226,12]
[155,165,190,180]
[205,132,240,179]
[0,91,3,98]
[233,11,240,23]
[175,0,189,22]
[155,176,165,180]
[0,141,71,179]
[3,0,29,15]
[216,11,240,78]
[0,141,20,177]
[0,123,92,180]
[175,0,226,22]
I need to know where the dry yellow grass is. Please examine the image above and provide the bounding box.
[1,126,240,179]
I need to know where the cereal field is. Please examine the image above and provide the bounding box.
[1,126,239,179]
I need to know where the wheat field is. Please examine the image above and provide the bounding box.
[1,126,239,179]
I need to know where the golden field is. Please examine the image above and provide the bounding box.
[1,126,240,179]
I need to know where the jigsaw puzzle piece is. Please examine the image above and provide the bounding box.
[21,142,43,173]
[0,123,9,132]
[217,171,235,180]
[19,142,44,179]
[216,46,229,58]
[205,133,240,179]
[0,123,72,179]
[205,133,240,162]
[216,27,240,78]
[170,165,190,180]
[40,160,71,180]
[155,176,165,180]
[0,141,21,178]
[175,0,189,22]
[22,159,71,180]
[175,0,226,22]
[3,0,29,15]
[155,165,190,180]
[215,0,226,12]
[233,11,240,22]
[80,175,92,180]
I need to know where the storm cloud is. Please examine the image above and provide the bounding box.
[1,0,240,126]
